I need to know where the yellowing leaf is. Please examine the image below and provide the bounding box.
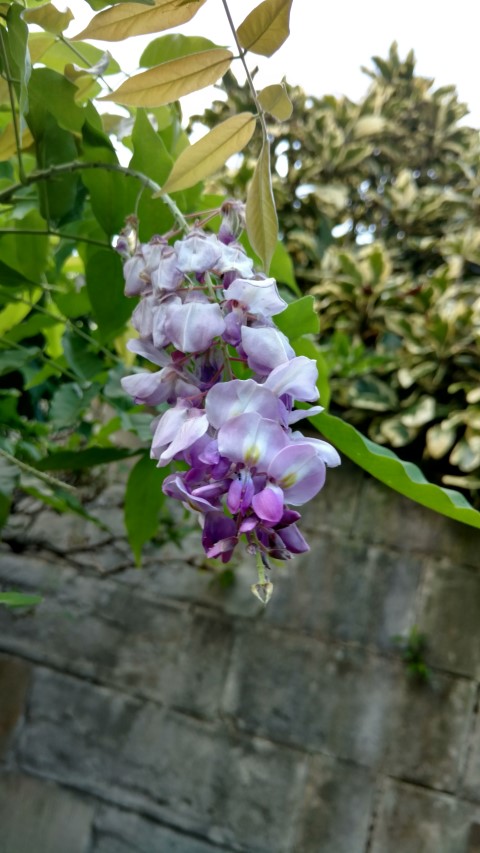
[258,83,292,120]
[161,112,256,194]
[74,0,207,42]
[24,3,74,35]
[101,48,233,107]
[0,123,33,159]
[246,141,278,272]
[237,0,293,57]
[353,115,387,138]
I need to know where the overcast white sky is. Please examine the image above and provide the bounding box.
[66,0,480,124]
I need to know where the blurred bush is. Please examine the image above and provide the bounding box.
[194,44,480,502]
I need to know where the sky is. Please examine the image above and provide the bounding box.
[65,0,480,125]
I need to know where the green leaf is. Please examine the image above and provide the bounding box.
[0,592,42,608]
[61,330,106,381]
[140,33,220,66]
[28,33,120,76]
[0,287,42,336]
[269,240,299,294]
[49,382,98,426]
[24,3,74,34]
[85,249,132,341]
[0,212,49,281]
[38,446,140,471]
[275,295,320,337]
[28,68,85,133]
[129,109,174,239]
[102,48,233,107]
[75,0,208,42]
[162,112,256,194]
[258,82,292,120]
[246,140,278,272]
[0,347,39,376]
[81,119,129,236]
[313,411,480,530]
[237,0,293,57]
[124,452,168,565]
[292,336,330,410]
[5,3,31,115]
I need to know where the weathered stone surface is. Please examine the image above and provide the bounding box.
[92,807,232,853]
[301,456,364,536]
[0,654,31,759]
[0,772,94,853]
[293,754,374,853]
[1,460,480,852]
[19,668,307,853]
[419,561,480,677]
[265,536,423,649]
[355,475,480,567]
[27,510,113,552]
[370,778,480,853]
[222,624,475,790]
[114,557,262,619]
[0,565,233,719]
[459,698,480,802]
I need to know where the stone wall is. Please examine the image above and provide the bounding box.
[1,459,480,853]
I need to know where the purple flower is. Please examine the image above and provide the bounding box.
[151,403,209,465]
[264,356,320,401]
[120,215,341,585]
[224,277,287,319]
[175,229,222,274]
[267,443,326,504]
[202,512,238,562]
[205,379,283,429]
[217,412,287,470]
[164,301,226,353]
[121,366,199,406]
[241,326,295,374]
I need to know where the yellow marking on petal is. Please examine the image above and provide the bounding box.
[280,471,297,489]
[245,445,260,466]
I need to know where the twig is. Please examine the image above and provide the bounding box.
[0,446,78,493]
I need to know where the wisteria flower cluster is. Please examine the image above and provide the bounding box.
[119,204,340,600]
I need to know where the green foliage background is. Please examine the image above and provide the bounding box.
[194,44,480,504]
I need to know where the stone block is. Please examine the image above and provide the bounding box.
[0,654,32,759]
[419,561,480,677]
[293,754,374,853]
[19,668,306,853]
[115,556,262,619]
[223,625,475,790]
[0,772,94,853]
[265,536,422,649]
[0,557,233,719]
[460,702,480,801]
[92,807,228,853]
[370,778,480,853]
[301,457,364,536]
[355,475,480,566]
[27,509,113,552]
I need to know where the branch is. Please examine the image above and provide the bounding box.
[0,160,189,230]
[0,228,110,249]
[221,0,268,144]
[0,446,78,494]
